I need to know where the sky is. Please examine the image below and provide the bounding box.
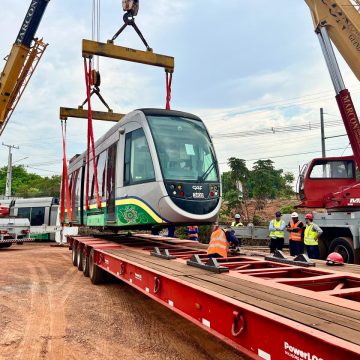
[1,0,359,185]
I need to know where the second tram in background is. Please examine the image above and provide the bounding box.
[65,109,221,230]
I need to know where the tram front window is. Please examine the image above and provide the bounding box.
[147,115,218,182]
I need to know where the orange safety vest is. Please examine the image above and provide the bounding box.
[289,220,302,241]
[207,229,229,258]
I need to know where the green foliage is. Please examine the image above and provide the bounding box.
[223,189,242,214]
[279,203,297,214]
[0,165,61,198]
[252,214,265,226]
[222,157,295,222]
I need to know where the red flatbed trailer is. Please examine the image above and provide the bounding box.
[68,234,360,360]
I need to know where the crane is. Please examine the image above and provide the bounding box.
[0,0,49,136]
[299,0,360,209]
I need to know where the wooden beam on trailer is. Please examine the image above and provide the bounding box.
[82,39,175,72]
[59,107,125,122]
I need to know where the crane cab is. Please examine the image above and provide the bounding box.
[298,156,358,208]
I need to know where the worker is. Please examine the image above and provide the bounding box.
[207,226,239,258]
[269,211,286,253]
[167,225,176,237]
[286,212,304,256]
[186,225,199,241]
[304,213,323,259]
[231,214,243,227]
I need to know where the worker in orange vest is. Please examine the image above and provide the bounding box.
[286,212,304,256]
[207,226,239,258]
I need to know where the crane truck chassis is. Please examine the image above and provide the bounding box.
[68,233,360,360]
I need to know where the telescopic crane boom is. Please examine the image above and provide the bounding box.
[0,0,49,135]
[299,0,360,209]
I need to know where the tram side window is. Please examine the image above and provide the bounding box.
[88,158,94,199]
[124,128,155,185]
[17,207,30,220]
[97,151,107,198]
[31,207,45,226]
[71,170,79,220]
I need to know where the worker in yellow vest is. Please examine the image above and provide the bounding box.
[286,212,304,256]
[269,211,286,253]
[304,213,323,259]
[207,226,239,259]
[231,214,243,227]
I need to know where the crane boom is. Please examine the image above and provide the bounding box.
[305,0,360,81]
[0,0,49,131]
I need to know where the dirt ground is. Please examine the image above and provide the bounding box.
[0,243,248,360]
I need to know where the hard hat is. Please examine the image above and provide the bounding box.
[326,252,344,265]
[234,214,241,219]
[305,213,314,220]
[275,211,282,217]
[291,212,299,218]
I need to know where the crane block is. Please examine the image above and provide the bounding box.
[59,107,125,122]
[82,39,174,72]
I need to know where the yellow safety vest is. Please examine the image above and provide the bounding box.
[304,223,319,246]
[231,221,243,227]
[269,220,285,238]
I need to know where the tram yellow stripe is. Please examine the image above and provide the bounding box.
[115,198,164,223]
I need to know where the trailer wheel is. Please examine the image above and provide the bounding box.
[329,237,357,264]
[89,248,105,284]
[71,243,78,266]
[82,248,90,277]
[0,243,12,249]
[77,246,83,271]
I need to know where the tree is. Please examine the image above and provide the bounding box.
[0,165,61,198]
[221,158,295,223]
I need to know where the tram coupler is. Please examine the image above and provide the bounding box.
[187,254,229,274]
[265,250,316,267]
[150,247,176,260]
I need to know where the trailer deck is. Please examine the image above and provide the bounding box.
[68,234,360,360]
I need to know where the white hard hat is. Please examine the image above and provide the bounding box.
[291,212,299,218]
[234,214,241,219]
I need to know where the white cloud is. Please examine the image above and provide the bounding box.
[0,0,358,186]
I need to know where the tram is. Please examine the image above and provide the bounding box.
[65,109,221,229]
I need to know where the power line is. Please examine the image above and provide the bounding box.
[211,119,344,139]
[218,146,348,165]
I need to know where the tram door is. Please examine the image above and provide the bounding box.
[106,143,117,222]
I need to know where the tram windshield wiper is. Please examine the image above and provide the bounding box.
[197,161,216,183]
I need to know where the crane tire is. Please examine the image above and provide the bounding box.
[329,237,357,264]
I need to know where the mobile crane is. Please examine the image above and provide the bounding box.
[0,0,49,135]
[295,0,360,263]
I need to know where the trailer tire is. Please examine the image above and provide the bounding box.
[71,243,78,266]
[329,237,357,264]
[0,243,12,249]
[82,249,90,277]
[89,249,105,284]
[77,246,83,271]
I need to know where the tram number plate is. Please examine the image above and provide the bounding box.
[193,192,204,198]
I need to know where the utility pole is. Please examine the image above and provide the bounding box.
[320,108,326,158]
[2,143,19,198]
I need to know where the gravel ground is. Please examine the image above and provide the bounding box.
[0,243,248,360]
